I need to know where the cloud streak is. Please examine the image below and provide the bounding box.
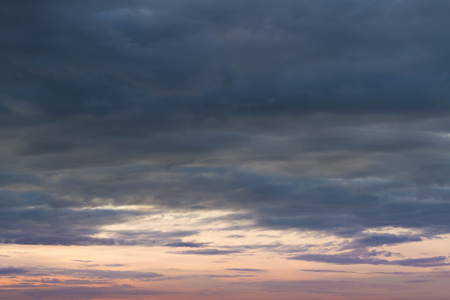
[291,254,449,267]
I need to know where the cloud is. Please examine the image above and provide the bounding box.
[207,274,254,278]
[0,267,28,275]
[291,253,449,267]
[5,266,164,281]
[162,241,205,248]
[1,5,450,300]
[291,253,388,265]
[371,271,415,275]
[32,278,109,285]
[300,269,356,274]
[226,235,245,238]
[4,236,116,246]
[103,264,126,267]
[226,268,266,272]
[1,0,450,267]
[0,204,200,247]
[239,279,387,295]
[340,233,423,249]
[174,249,242,255]
[66,269,164,280]
[20,286,168,300]
[394,256,449,267]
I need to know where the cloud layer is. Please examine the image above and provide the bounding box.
[1,0,450,274]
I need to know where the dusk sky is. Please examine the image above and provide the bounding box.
[1,1,450,299]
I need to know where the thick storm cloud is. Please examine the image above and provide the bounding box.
[1,0,450,247]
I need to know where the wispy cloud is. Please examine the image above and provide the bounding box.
[226,268,266,272]
[291,254,449,267]
[173,249,242,255]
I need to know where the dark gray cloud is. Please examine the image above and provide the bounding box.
[2,0,449,120]
[1,0,450,253]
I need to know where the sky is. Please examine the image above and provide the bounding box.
[1,0,450,299]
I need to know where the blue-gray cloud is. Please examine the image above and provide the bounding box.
[341,233,424,249]
[3,266,164,281]
[1,0,450,254]
[0,267,28,275]
[174,249,242,255]
[162,241,206,248]
[291,253,449,267]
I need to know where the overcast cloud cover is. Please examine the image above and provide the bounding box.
[1,0,450,298]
